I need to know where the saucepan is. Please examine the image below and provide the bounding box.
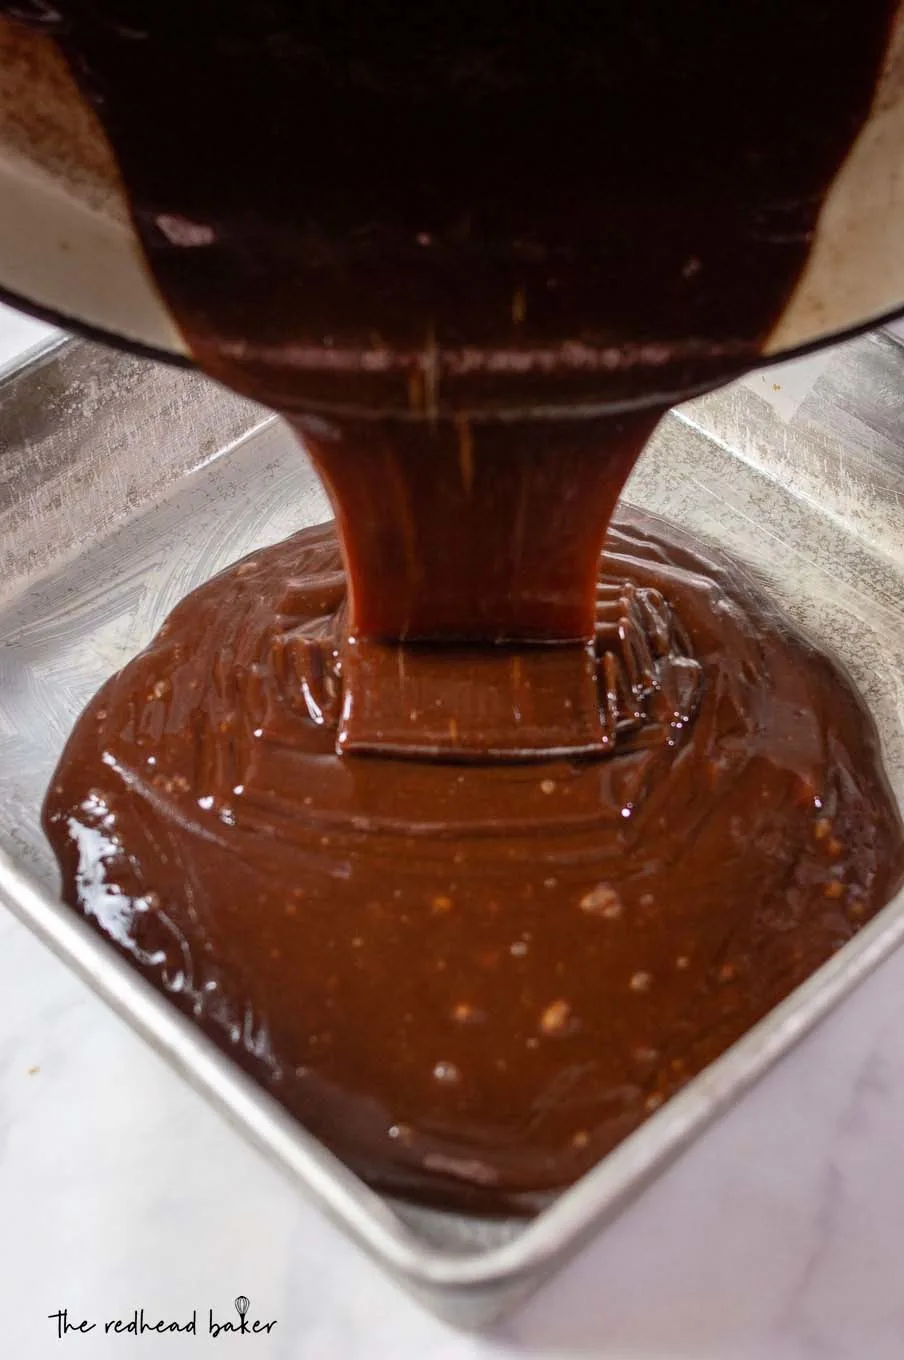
[1,10,903,385]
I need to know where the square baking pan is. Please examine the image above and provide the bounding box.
[2,329,904,1327]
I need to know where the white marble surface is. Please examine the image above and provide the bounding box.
[3,308,904,1358]
[0,300,59,375]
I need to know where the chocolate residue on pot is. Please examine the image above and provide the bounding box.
[31,2,896,412]
[22,1,904,1212]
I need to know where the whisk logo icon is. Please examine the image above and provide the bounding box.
[208,1294,277,1337]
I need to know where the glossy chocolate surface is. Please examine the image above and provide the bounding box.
[43,512,904,1212]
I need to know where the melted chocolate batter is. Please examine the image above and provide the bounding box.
[19,2,904,1211]
[43,511,904,1211]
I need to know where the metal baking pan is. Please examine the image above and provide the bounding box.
[2,330,904,1327]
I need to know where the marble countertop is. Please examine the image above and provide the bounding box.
[3,302,904,1359]
[0,301,59,374]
